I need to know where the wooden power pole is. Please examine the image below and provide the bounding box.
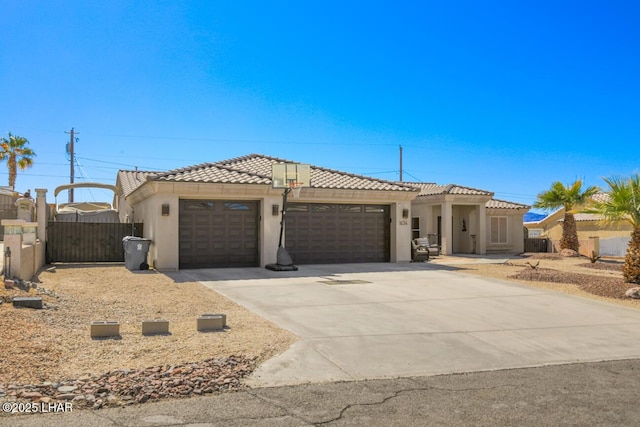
[65,128,77,202]
[399,145,403,182]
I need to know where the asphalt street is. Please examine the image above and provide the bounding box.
[3,359,640,426]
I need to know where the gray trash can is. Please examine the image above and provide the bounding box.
[123,236,152,271]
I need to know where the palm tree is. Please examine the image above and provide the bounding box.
[589,174,640,283]
[0,132,36,189]
[533,180,600,252]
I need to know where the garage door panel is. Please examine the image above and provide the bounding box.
[179,200,259,268]
[286,203,389,264]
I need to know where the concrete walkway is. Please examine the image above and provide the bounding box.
[179,262,640,387]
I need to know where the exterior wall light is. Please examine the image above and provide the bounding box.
[402,208,409,219]
[162,204,170,216]
[272,204,280,216]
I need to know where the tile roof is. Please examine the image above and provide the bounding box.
[559,213,604,222]
[154,162,272,186]
[486,199,530,209]
[403,182,494,197]
[117,170,160,197]
[215,154,418,191]
[119,154,418,196]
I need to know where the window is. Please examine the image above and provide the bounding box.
[339,205,362,213]
[411,217,420,239]
[184,201,214,210]
[224,202,251,211]
[490,217,508,244]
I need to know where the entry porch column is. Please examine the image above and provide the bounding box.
[440,201,453,255]
[478,203,487,255]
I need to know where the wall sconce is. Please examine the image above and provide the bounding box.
[402,208,409,219]
[162,204,170,216]
[462,219,467,232]
[272,204,280,216]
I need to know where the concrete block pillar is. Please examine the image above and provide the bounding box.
[35,189,47,243]
[23,222,37,245]
[1,219,24,278]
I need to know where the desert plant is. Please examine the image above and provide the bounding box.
[533,180,600,252]
[525,261,540,270]
[588,174,640,283]
[588,250,601,264]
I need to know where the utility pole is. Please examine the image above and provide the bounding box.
[65,128,78,202]
[399,145,403,182]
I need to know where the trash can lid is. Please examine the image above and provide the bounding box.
[122,236,151,242]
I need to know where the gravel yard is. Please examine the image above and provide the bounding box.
[455,254,640,309]
[0,265,296,408]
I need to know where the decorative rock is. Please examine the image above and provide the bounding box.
[625,287,640,299]
[21,391,42,399]
[0,356,256,409]
[560,249,579,257]
[56,393,78,400]
[5,279,15,289]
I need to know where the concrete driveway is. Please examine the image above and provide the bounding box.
[178,262,640,387]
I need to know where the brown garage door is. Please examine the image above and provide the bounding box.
[179,200,259,268]
[285,203,390,264]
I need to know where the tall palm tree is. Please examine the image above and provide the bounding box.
[533,180,600,252]
[589,174,640,284]
[0,132,36,189]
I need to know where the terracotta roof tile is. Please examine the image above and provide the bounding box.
[155,162,271,185]
[216,154,418,191]
[486,199,530,209]
[119,154,418,195]
[117,170,159,197]
[402,182,493,196]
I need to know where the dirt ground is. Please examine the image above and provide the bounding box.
[1,255,638,388]
[0,265,296,386]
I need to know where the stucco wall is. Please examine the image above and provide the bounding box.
[485,212,526,254]
[391,201,412,262]
[545,219,633,241]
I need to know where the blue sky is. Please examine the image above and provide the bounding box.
[1,1,638,212]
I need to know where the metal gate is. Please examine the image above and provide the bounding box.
[524,238,550,253]
[46,222,144,262]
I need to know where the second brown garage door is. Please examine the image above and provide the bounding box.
[179,200,259,268]
[285,203,390,264]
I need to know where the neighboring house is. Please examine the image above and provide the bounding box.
[525,193,633,256]
[407,183,529,255]
[115,154,530,271]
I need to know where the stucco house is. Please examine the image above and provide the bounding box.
[525,193,633,256]
[407,183,529,255]
[115,154,529,271]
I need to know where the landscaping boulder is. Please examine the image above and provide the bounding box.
[560,249,579,257]
[624,287,640,299]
